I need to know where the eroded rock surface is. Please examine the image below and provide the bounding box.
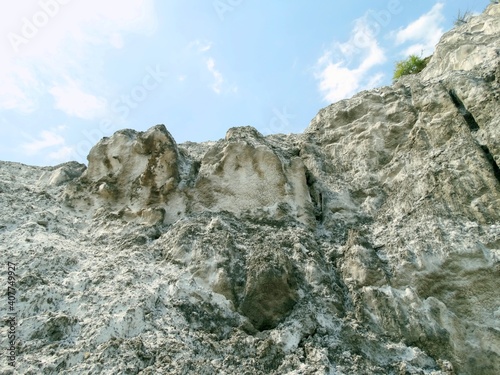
[193,126,312,226]
[1,4,499,375]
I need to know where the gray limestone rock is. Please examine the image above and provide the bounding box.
[1,4,499,374]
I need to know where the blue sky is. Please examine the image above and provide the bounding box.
[0,0,492,166]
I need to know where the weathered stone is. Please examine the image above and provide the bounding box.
[192,126,313,226]
[239,251,298,331]
[37,161,86,187]
[1,4,499,374]
[63,124,186,224]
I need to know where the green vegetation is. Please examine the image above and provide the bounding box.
[392,55,428,81]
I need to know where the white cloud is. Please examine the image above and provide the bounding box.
[366,73,385,89]
[315,16,386,103]
[21,127,74,163]
[206,58,224,94]
[109,33,125,49]
[189,40,213,53]
[186,39,237,95]
[0,63,40,113]
[48,145,74,162]
[22,130,66,155]
[49,81,107,119]
[395,2,445,56]
[0,0,157,114]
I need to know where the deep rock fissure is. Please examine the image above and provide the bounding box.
[448,89,480,131]
[480,145,500,183]
[305,169,323,222]
[448,88,500,183]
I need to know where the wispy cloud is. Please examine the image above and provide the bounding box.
[0,0,157,115]
[315,16,386,103]
[189,40,213,53]
[394,2,445,56]
[22,128,74,163]
[22,130,65,155]
[186,39,237,95]
[206,58,224,94]
[109,33,125,49]
[48,146,74,162]
[0,63,40,113]
[49,81,107,120]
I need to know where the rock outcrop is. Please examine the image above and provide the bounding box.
[1,4,499,374]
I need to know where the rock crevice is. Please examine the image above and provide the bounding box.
[448,88,480,131]
[2,4,500,375]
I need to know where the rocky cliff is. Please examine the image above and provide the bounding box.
[1,4,499,375]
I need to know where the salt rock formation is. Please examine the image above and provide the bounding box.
[1,4,499,375]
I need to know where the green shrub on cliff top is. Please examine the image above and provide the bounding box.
[393,54,428,81]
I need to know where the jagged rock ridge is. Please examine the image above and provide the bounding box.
[1,4,499,374]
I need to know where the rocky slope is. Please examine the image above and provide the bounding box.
[1,4,499,374]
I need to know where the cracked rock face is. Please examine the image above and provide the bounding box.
[1,4,500,375]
